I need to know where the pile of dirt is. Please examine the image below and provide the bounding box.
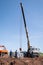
[0,57,43,65]
[20,57,43,65]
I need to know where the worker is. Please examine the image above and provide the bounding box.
[10,50,12,57]
[15,50,17,58]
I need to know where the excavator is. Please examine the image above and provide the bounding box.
[20,3,39,57]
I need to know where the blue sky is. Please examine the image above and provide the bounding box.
[0,0,43,52]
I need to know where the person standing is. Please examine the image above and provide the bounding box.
[10,50,12,57]
[15,50,17,58]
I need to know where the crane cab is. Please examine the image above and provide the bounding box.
[29,46,40,57]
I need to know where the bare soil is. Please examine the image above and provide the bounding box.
[0,56,43,65]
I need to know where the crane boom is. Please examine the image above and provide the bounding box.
[20,3,30,50]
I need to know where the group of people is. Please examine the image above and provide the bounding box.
[9,49,23,58]
[10,50,17,58]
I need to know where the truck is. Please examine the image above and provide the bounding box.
[0,45,8,57]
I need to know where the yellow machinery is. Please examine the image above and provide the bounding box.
[0,45,8,57]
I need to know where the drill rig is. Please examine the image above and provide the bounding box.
[20,3,39,57]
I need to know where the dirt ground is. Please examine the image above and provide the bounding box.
[0,56,43,65]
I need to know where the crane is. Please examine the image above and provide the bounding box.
[20,3,31,57]
[20,3,39,57]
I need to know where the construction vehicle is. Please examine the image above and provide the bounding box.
[0,45,8,57]
[20,3,40,57]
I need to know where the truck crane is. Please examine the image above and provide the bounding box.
[20,3,39,57]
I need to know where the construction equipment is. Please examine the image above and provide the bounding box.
[20,3,39,57]
[0,45,8,57]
